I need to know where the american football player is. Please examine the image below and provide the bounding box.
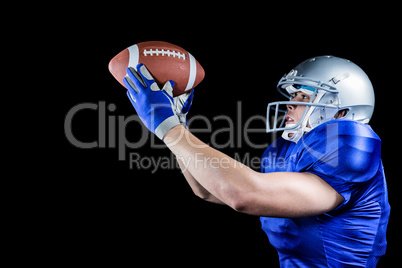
[124,56,390,267]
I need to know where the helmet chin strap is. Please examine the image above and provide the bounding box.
[282,124,312,143]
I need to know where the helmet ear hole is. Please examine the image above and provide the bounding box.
[334,109,349,119]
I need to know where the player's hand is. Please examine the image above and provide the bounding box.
[124,63,181,140]
[174,89,194,127]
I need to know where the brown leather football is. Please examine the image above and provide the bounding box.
[108,41,205,97]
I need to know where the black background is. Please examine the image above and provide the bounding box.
[59,7,397,267]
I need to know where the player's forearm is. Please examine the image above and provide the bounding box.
[176,156,225,204]
[164,125,254,210]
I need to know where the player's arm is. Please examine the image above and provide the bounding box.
[123,64,224,204]
[164,125,344,218]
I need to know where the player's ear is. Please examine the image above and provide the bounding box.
[334,109,348,119]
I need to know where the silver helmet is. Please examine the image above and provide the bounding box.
[266,55,375,143]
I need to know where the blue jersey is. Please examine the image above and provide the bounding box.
[260,119,390,267]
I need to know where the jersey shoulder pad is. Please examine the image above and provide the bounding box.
[296,119,381,183]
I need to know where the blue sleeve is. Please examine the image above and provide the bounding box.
[294,120,382,209]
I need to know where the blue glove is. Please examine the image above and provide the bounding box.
[174,89,194,127]
[123,63,181,140]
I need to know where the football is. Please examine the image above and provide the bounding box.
[108,41,205,97]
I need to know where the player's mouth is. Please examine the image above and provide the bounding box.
[285,115,294,124]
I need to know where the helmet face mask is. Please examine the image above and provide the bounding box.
[266,56,375,143]
[267,84,339,132]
